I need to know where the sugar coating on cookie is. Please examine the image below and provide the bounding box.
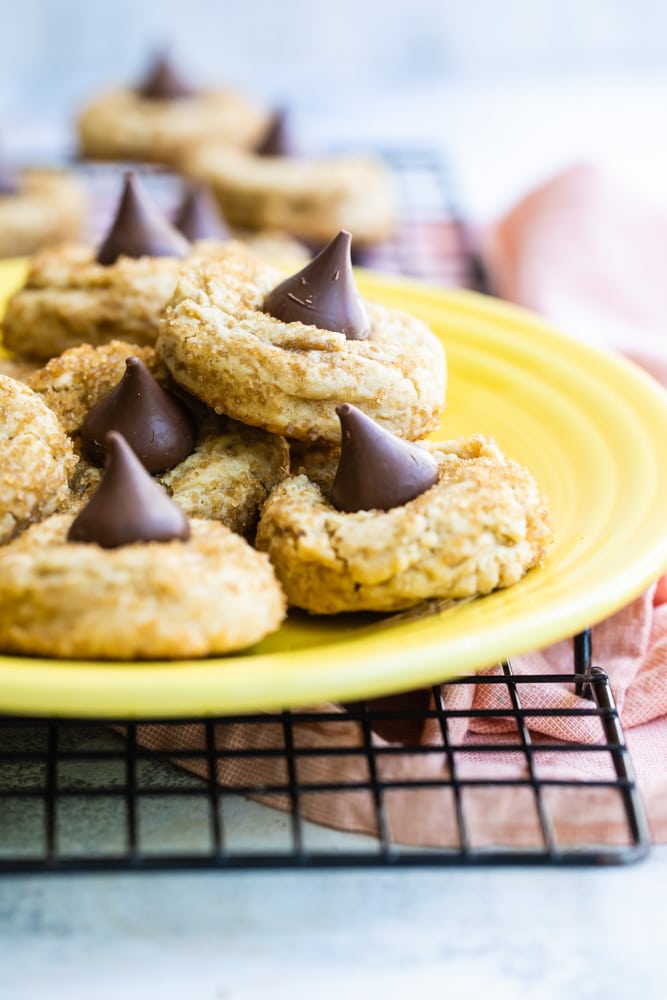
[3,234,308,363]
[28,340,289,534]
[255,435,552,614]
[156,243,446,444]
[0,374,76,545]
[0,515,286,659]
[183,145,396,245]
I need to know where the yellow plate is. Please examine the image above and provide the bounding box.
[2,261,667,718]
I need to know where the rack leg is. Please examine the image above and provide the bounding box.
[573,629,592,697]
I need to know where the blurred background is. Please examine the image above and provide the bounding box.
[2,0,667,218]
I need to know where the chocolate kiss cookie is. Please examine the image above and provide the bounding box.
[174,183,230,242]
[68,431,190,548]
[81,355,195,473]
[330,403,439,512]
[262,230,370,340]
[96,171,190,266]
[136,53,195,100]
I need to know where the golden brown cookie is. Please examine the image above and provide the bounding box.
[2,233,309,363]
[0,169,86,258]
[27,340,171,433]
[0,373,76,545]
[156,243,446,444]
[28,340,289,534]
[0,515,286,659]
[183,145,396,245]
[77,87,269,166]
[255,435,552,613]
[0,354,40,383]
[2,244,186,361]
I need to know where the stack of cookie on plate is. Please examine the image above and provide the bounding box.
[0,159,552,662]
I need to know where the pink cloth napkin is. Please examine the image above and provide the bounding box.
[479,162,667,840]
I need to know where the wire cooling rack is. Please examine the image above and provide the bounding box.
[0,648,649,872]
[0,148,650,871]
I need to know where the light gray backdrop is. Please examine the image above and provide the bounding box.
[2,0,666,139]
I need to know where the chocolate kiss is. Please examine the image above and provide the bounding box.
[174,183,229,241]
[255,110,291,157]
[67,431,191,548]
[262,230,370,340]
[136,53,195,100]
[96,172,190,266]
[81,356,195,473]
[330,403,440,513]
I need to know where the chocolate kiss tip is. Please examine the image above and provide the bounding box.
[96,171,190,266]
[67,431,191,549]
[81,355,195,474]
[174,183,229,242]
[137,54,195,100]
[262,230,369,340]
[255,110,291,157]
[330,403,439,513]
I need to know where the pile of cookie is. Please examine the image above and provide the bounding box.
[0,161,552,662]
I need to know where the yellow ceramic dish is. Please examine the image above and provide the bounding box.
[2,260,667,718]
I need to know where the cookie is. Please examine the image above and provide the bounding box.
[0,373,76,545]
[2,232,307,365]
[183,144,396,246]
[27,340,168,433]
[2,243,185,360]
[0,168,86,258]
[77,64,269,166]
[255,435,552,614]
[0,512,286,659]
[156,242,446,443]
[28,340,289,534]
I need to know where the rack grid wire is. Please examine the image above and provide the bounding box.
[0,148,650,872]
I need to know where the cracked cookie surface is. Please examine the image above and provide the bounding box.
[2,244,187,361]
[157,243,446,444]
[3,235,309,363]
[255,435,552,613]
[0,515,287,659]
[0,374,76,545]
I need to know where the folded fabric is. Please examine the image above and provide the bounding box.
[482,162,667,372]
[477,162,667,839]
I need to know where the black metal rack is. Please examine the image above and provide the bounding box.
[0,645,650,871]
[0,148,650,871]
